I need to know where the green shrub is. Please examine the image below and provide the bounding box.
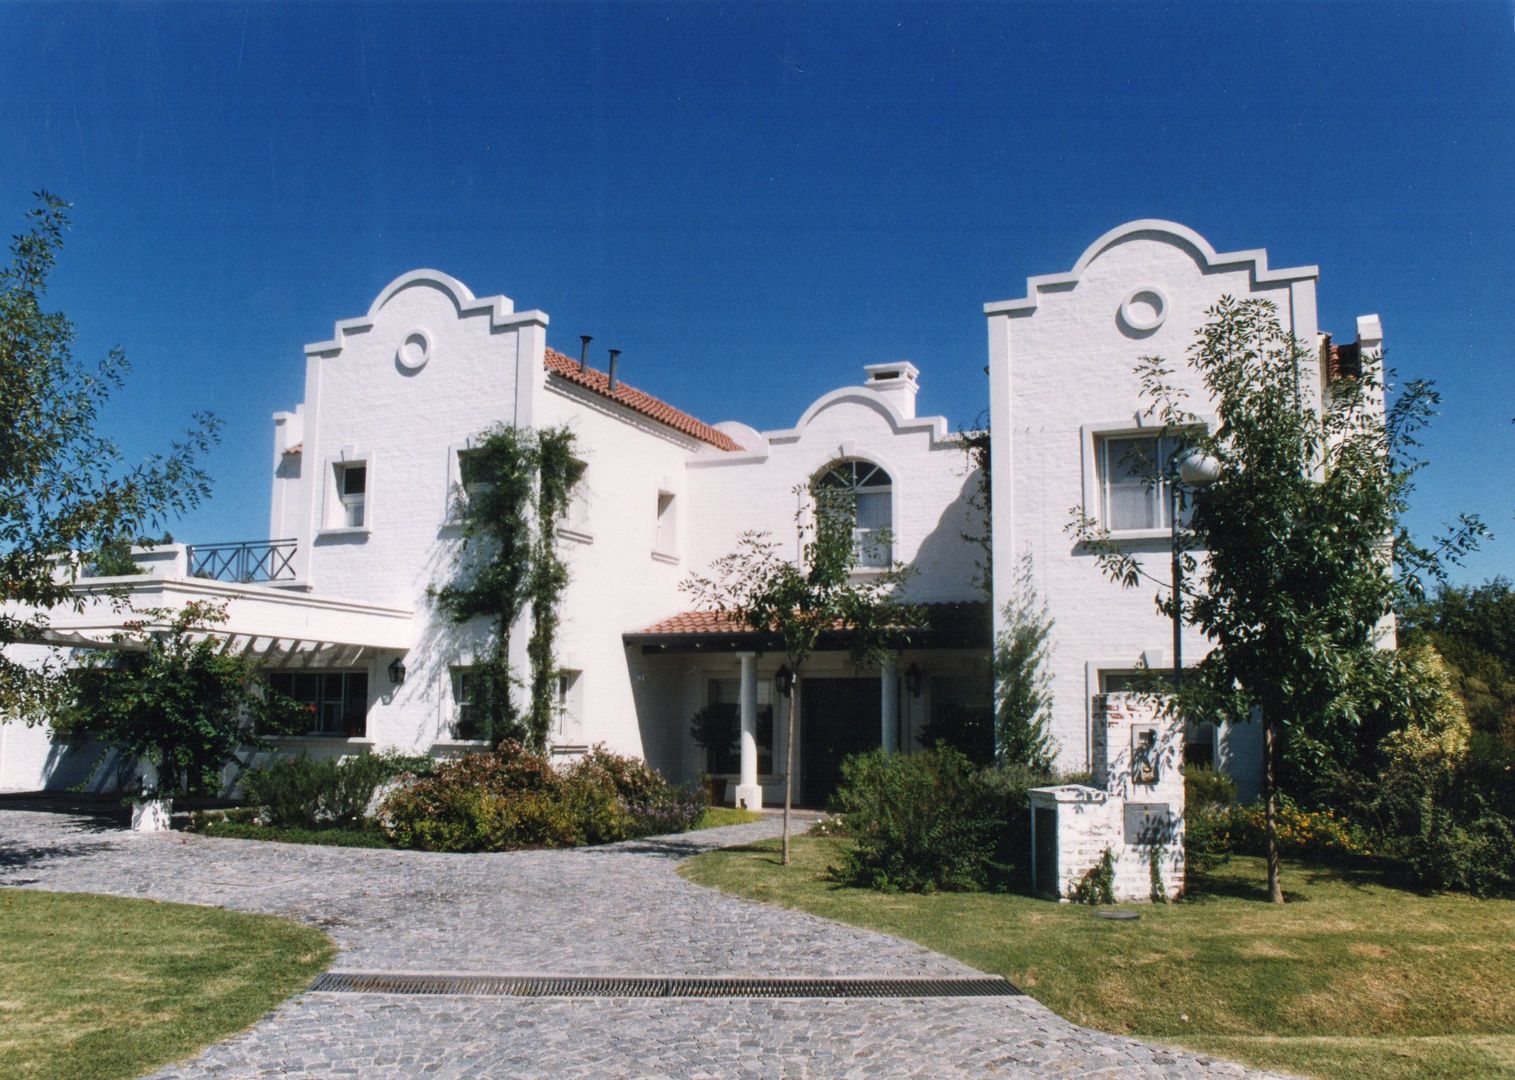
[379,741,703,852]
[1183,765,1237,809]
[830,746,1006,893]
[974,760,1053,879]
[1184,802,1233,873]
[1403,803,1515,897]
[242,753,397,829]
[1183,767,1239,873]
[1185,795,1373,869]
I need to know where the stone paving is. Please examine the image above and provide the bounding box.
[0,806,1287,1078]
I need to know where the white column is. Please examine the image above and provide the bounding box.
[880,658,899,753]
[735,652,762,809]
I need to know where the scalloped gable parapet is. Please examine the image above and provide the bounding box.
[304,269,549,357]
[982,219,1320,317]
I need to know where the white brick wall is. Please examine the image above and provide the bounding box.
[687,386,983,605]
[988,222,1321,785]
[1032,693,1185,902]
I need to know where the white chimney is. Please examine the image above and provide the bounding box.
[863,362,920,418]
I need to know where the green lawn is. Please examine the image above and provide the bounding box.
[694,806,765,829]
[0,889,334,1080]
[680,837,1515,1080]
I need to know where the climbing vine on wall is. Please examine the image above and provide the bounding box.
[527,427,583,744]
[434,424,584,750]
[958,422,992,601]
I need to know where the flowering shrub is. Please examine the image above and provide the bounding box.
[1186,795,1373,867]
[807,814,849,838]
[380,741,705,852]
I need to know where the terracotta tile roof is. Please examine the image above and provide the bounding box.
[636,610,750,635]
[1329,342,1362,381]
[544,348,742,451]
[1321,334,1362,383]
[627,602,991,649]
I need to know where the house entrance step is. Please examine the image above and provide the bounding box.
[308,972,1022,999]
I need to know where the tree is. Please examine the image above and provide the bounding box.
[993,552,1057,774]
[1399,578,1515,765]
[1,193,218,719]
[55,601,294,799]
[684,485,920,864]
[1071,296,1481,903]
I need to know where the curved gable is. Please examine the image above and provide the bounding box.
[305,269,546,358]
[984,219,1319,317]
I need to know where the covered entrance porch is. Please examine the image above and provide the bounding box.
[623,602,991,809]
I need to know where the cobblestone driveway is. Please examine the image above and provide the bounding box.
[0,807,1284,1078]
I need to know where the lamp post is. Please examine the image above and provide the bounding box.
[1171,449,1221,692]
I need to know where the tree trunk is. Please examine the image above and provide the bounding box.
[782,672,800,866]
[1263,717,1284,903]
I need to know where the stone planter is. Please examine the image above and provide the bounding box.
[130,797,173,833]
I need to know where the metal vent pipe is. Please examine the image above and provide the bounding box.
[608,349,621,391]
[579,335,592,371]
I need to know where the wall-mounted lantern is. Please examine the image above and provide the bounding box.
[774,664,794,699]
[904,662,923,698]
[388,658,407,686]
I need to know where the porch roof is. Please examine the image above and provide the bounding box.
[23,576,415,663]
[623,601,990,654]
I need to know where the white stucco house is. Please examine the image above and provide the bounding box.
[0,220,1384,807]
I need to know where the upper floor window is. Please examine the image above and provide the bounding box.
[334,463,367,528]
[814,459,892,568]
[457,449,492,502]
[1097,434,1193,533]
[655,490,676,555]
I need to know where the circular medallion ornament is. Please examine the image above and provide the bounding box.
[397,329,432,371]
[1119,288,1168,333]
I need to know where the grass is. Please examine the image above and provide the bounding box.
[0,888,334,1080]
[680,837,1515,1080]
[694,806,765,829]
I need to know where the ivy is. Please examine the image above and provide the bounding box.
[528,427,584,745]
[1070,847,1117,905]
[434,424,584,750]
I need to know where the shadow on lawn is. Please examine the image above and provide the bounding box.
[1188,856,1417,903]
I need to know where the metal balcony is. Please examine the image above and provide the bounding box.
[186,539,298,583]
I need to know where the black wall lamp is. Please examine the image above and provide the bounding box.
[388,657,407,685]
[774,664,794,698]
[904,662,923,698]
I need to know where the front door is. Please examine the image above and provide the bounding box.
[798,677,882,808]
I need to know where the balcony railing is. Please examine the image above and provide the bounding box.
[187,539,298,583]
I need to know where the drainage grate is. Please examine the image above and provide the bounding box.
[308,972,1021,999]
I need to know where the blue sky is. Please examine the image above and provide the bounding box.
[3,1,1511,584]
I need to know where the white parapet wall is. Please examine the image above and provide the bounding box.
[1030,692,1185,902]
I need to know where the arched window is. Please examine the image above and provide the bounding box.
[813,459,893,568]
